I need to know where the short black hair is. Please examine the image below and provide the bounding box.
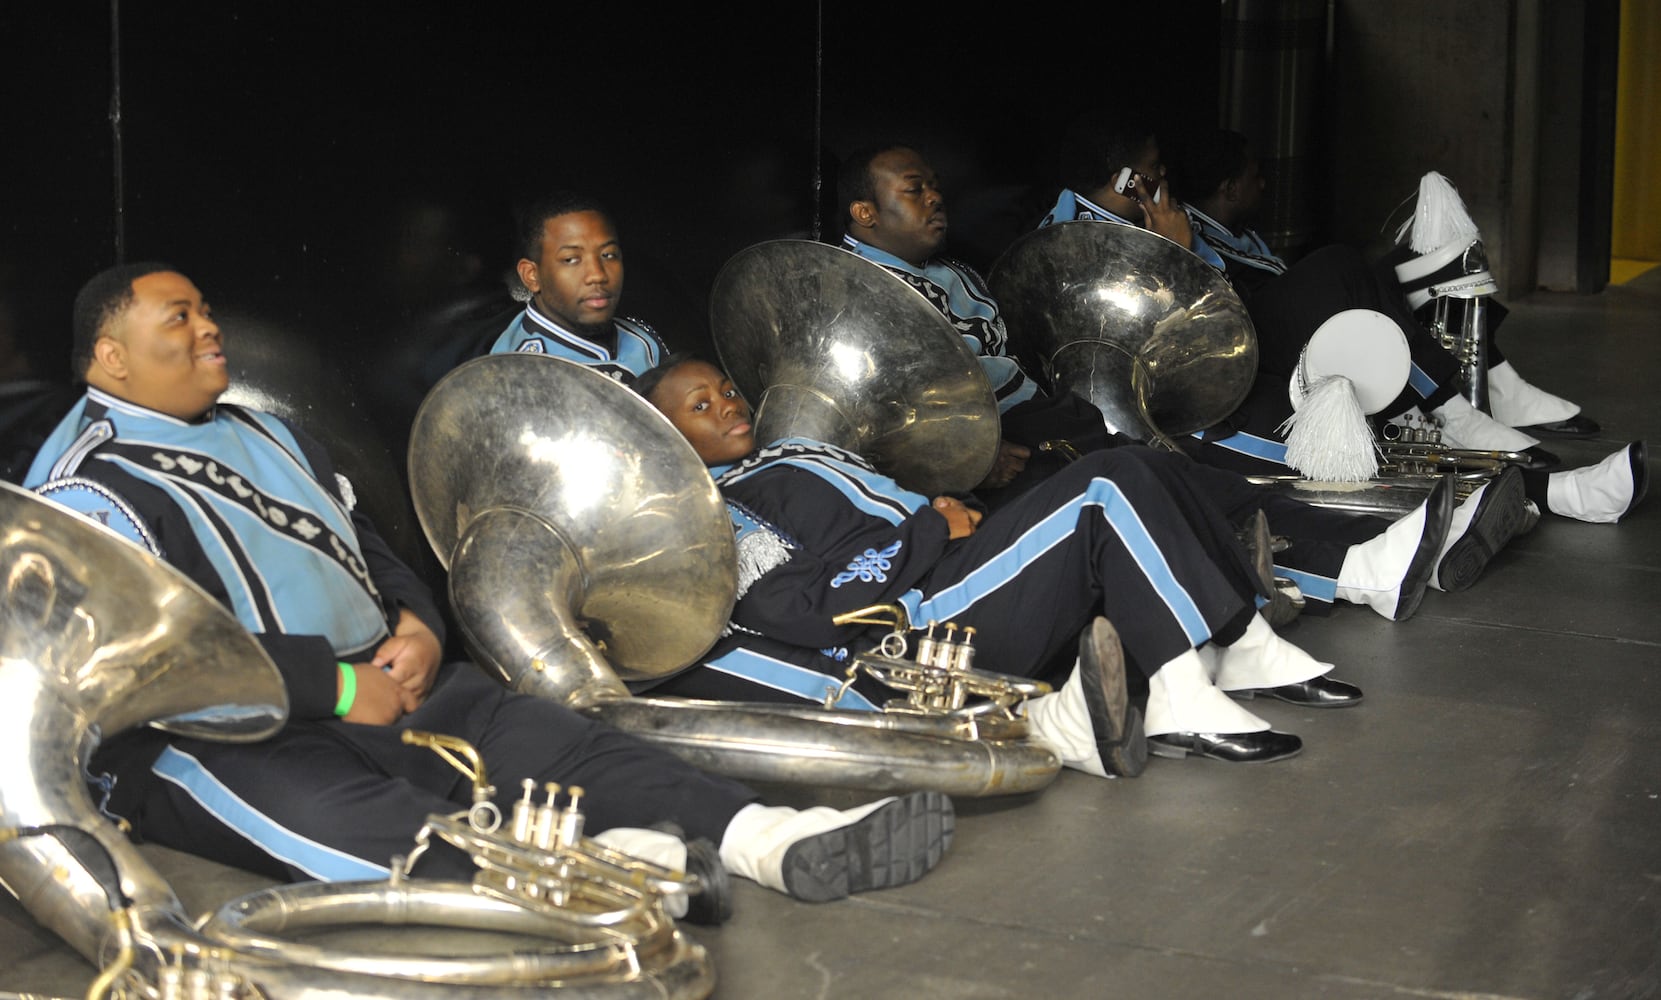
[634,350,718,406]
[515,191,613,262]
[1056,112,1157,194]
[1164,129,1252,203]
[836,142,915,231]
[70,261,176,379]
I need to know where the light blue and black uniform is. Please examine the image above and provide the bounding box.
[489,303,666,384]
[1041,189,1230,272]
[842,235,1038,414]
[658,436,1269,699]
[25,388,755,882]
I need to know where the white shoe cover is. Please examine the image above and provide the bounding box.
[1023,659,1110,778]
[1547,446,1641,524]
[1212,614,1333,691]
[1486,361,1579,427]
[1144,648,1270,737]
[1337,496,1431,617]
[1432,393,1539,452]
[593,827,689,918]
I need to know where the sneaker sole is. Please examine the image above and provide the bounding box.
[778,791,954,903]
[1437,466,1525,593]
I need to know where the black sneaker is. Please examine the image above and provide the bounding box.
[779,791,954,903]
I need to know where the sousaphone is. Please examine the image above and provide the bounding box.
[988,221,1259,445]
[408,354,1058,797]
[710,239,1000,496]
[0,481,712,998]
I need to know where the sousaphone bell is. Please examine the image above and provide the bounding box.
[988,221,1259,445]
[710,239,1000,496]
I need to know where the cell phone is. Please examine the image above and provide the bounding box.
[1113,167,1164,205]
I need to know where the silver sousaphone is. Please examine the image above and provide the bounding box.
[408,354,1057,797]
[988,221,1259,446]
[710,239,1000,496]
[0,481,712,998]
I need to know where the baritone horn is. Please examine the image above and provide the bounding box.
[0,481,713,998]
[408,355,1059,797]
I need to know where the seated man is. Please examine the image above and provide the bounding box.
[836,142,1508,609]
[643,354,1369,768]
[1152,125,1644,526]
[23,262,953,906]
[488,192,666,383]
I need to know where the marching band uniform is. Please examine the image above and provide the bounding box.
[674,434,1325,739]
[489,302,667,384]
[24,387,760,882]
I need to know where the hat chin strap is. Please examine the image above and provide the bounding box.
[1395,238,1499,310]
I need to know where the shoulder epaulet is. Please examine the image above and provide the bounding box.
[34,475,162,556]
[44,418,116,481]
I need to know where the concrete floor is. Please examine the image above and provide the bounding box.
[4,271,1658,998]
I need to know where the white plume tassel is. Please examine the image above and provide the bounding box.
[1279,375,1380,482]
[1394,171,1481,254]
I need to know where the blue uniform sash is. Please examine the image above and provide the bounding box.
[840,236,1036,412]
[27,390,388,656]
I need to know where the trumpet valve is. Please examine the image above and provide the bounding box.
[533,782,561,850]
[935,623,958,665]
[511,778,537,844]
[950,626,977,673]
[558,785,587,848]
[914,621,940,671]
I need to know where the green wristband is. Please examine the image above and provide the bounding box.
[334,662,357,717]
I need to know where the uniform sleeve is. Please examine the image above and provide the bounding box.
[724,468,952,647]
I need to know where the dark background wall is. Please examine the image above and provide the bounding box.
[0,0,1221,567]
[2,1,1222,362]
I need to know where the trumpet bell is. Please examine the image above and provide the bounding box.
[408,354,736,683]
[989,222,1258,442]
[711,239,1000,496]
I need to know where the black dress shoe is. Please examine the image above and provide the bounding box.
[1392,474,1455,621]
[1078,617,1148,777]
[681,837,734,926]
[1243,674,1364,708]
[1147,729,1303,763]
[1628,440,1649,516]
[1243,510,1302,627]
[1517,446,1560,472]
[648,822,733,925]
[1522,413,1601,436]
[1437,465,1526,593]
